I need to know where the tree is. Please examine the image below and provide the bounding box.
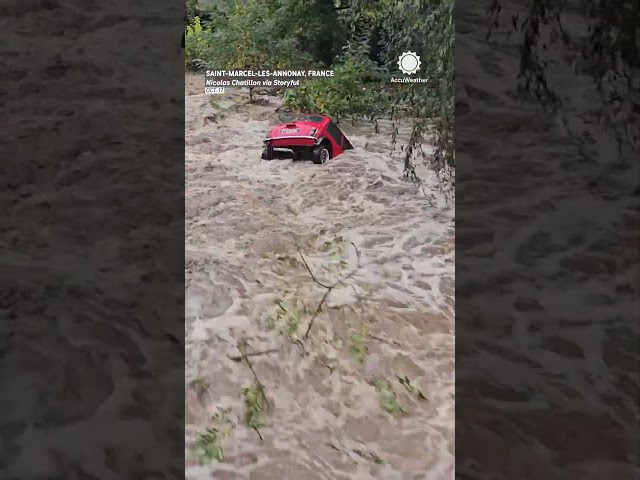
[346,0,455,185]
[283,32,388,123]
[272,0,346,67]
[202,0,315,100]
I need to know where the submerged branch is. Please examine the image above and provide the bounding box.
[296,242,361,339]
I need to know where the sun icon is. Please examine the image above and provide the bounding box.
[397,51,421,75]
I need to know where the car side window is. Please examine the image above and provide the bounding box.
[326,122,343,145]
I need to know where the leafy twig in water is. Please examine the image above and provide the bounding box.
[349,327,368,365]
[368,334,402,347]
[296,242,361,339]
[192,408,234,464]
[243,384,267,441]
[397,375,427,400]
[353,448,385,464]
[226,348,280,362]
[194,426,225,464]
[375,378,404,415]
[267,297,307,337]
[237,342,270,440]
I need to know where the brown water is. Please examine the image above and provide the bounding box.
[185,79,455,479]
[455,0,639,478]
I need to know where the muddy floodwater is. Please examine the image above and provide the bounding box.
[185,76,455,480]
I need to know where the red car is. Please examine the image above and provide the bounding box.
[262,114,354,164]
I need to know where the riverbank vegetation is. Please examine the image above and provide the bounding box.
[185,0,454,186]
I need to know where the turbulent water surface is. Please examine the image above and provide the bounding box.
[185,77,455,479]
[455,0,639,478]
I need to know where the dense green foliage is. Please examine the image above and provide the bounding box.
[185,0,455,184]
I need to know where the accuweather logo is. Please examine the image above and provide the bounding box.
[397,51,421,75]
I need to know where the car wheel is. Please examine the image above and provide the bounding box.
[312,145,330,164]
[261,147,272,161]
